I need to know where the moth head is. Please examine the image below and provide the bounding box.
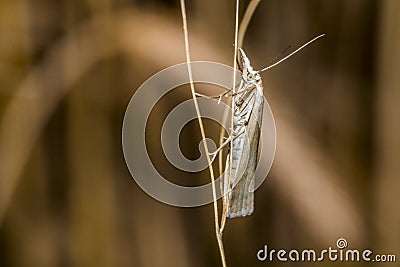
[238,48,262,85]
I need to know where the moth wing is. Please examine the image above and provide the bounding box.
[227,87,264,218]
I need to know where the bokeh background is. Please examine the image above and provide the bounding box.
[0,0,399,266]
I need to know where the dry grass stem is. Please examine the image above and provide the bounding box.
[238,0,262,48]
[220,0,241,234]
[179,1,227,266]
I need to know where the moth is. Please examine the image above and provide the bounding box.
[200,48,263,218]
[223,48,264,218]
[203,35,325,218]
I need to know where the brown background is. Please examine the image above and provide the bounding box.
[0,0,399,266]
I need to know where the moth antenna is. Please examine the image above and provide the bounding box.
[259,34,325,73]
[267,45,291,67]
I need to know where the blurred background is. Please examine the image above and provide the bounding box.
[0,0,399,266]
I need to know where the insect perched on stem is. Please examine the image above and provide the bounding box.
[205,34,325,219]
[223,48,264,218]
[203,47,264,218]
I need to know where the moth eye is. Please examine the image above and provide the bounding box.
[247,73,254,80]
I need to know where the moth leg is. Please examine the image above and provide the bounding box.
[194,80,246,100]
[194,92,217,99]
[231,85,256,97]
[195,88,232,99]
[208,125,247,163]
[208,136,232,163]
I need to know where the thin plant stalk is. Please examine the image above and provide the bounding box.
[179,1,227,267]
[238,0,262,48]
[219,0,263,231]
[218,107,229,231]
[219,0,241,233]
